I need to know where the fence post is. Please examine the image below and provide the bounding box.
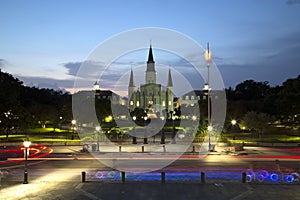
[192,146,195,153]
[242,172,246,183]
[163,145,166,153]
[201,172,205,183]
[121,171,125,183]
[82,171,86,182]
[119,146,122,152]
[161,172,165,183]
[142,146,144,153]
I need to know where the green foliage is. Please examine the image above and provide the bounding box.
[243,111,271,137]
[0,70,72,138]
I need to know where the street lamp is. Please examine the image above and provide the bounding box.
[23,140,31,184]
[132,116,137,144]
[143,116,148,144]
[95,126,101,151]
[71,119,76,140]
[172,115,176,144]
[160,116,165,144]
[204,42,213,151]
[231,119,237,126]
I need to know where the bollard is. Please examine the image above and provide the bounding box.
[242,172,246,183]
[161,172,165,183]
[82,171,86,182]
[119,146,122,152]
[192,146,195,153]
[142,146,144,153]
[121,171,125,183]
[163,145,166,153]
[201,172,205,183]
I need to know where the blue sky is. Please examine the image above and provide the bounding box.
[0,0,300,94]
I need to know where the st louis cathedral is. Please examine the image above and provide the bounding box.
[128,45,174,117]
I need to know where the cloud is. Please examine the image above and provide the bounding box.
[63,62,81,76]
[0,59,8,69]
[286,0,300,5]
[16,75,75,92]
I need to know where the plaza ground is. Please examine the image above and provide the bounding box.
[1,144,300,199]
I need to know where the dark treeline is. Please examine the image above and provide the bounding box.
[0,69,299,137]
[0,69,72,137]
[225,76,300,132]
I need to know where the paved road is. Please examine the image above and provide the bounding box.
[1,145,300,199]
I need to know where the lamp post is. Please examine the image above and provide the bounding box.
[132,116,137,144]
[231,119,237,140]
[160,116,165,144]
[143,116,148,144]
[95,126,101,151]
[23,141,31,184]
[204,42,212,151]
[172,115,176,144]
[71,119,76,140]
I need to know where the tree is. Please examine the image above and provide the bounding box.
[275,75,300,128]
[242,111,271,138]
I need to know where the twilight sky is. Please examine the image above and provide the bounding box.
[0,0,300,94]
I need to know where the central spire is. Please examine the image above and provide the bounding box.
[147,44,155,64]
[145,44,156,84]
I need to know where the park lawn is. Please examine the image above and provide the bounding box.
[228,135,300,143]
[28,127,69,133]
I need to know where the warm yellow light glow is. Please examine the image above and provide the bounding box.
[207,125,213,131]
[105,115,113,122]
[205,43,212,63]
[133,116,136,121]
[172,116,176,120]
[203,83,210,91]
[192,115,197,121]
[95,126,101,132]
[71,119,76,125]
[231,119,237,125]
[23,141,31,148]
[144,116,148,121]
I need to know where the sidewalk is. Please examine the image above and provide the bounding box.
[1,179,300,200]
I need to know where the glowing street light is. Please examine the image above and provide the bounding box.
[23,140,31,184]
[160,116,165,144]
[95,126,101,151]
[71,119,76,140]
[132,116,137,144]
[231,119,237,126]
[172,115,176,144]
[143,116,148,144]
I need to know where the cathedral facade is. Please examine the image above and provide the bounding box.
[128,45,174,117]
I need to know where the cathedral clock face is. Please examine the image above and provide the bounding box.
[72,27,226,173]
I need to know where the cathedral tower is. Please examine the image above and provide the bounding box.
[145,45,157,84]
